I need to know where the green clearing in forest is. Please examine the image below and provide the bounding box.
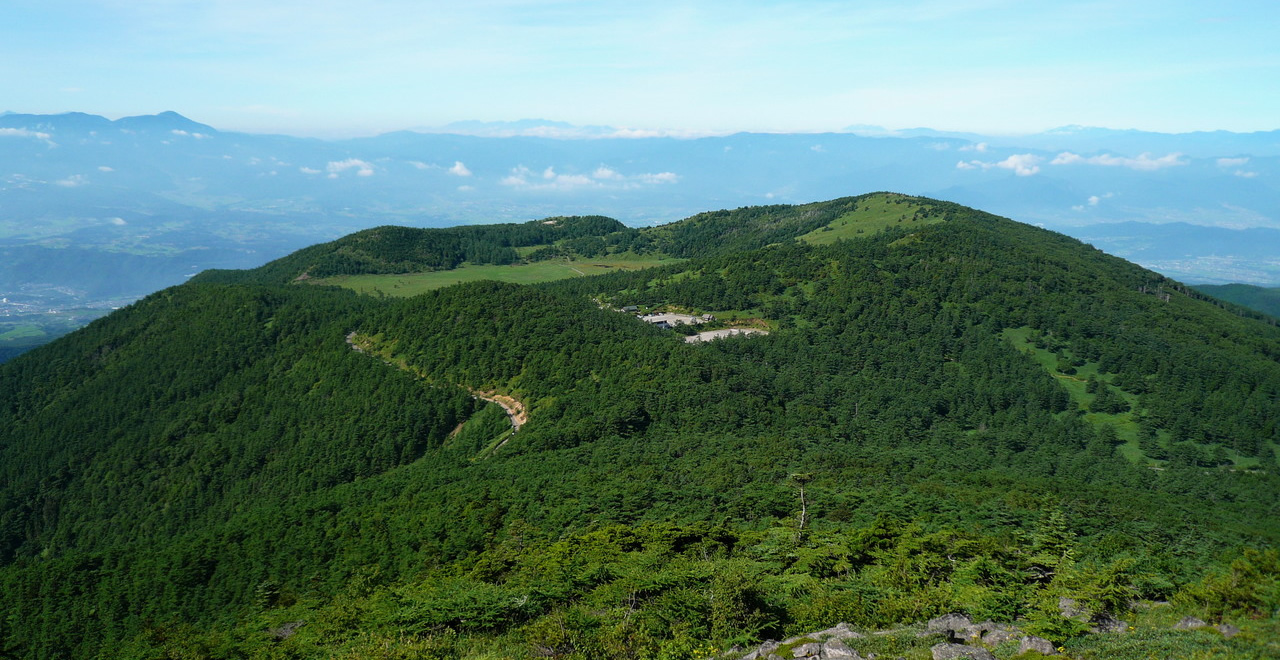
[797,194,943,245]
[1003,326,1148,462]
[0,325,46,343]
[1002,326,1264,468]
[310,254,682,297]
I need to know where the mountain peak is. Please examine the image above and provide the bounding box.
[113,111,216,134]
[0,110,216,135]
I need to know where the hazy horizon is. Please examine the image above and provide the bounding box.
[3,109,1277,141]
[6,1,1277,138]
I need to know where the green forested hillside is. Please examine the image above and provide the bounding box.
[1,194,1278,659]
[1195,283,1280,320]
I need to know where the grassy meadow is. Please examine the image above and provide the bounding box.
[309,254,683,298]
[797,193,944,245]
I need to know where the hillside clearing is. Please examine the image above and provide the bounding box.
[797,193,944,245]
[310,254,682,297]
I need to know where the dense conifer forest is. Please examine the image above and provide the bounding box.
[1,194,1277,658]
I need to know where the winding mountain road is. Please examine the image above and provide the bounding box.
[346,331,526,438]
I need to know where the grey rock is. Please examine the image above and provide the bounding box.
[743,640,780,660]
[791,642,824,658]
[967,620,1003,633]
[1215,623,1241,638]
[1091,613,1128,633]
[980,629,1020,646]
[930,643,996,660]
[1018,635,1058,655]
[1173,616,1207,630]
[267,620,305,640]
[814,622,864,640]
[1058,597,1088,619]
[822,639,863,659]
[928,613,974,633]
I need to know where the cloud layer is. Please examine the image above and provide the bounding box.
[956,153,1042,176]
[324,158,375,178]
[501,165,678,191]
[959,151,1191,176]
[1050,152,1186,171]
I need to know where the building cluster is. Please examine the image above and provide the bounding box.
[637,312,714,330]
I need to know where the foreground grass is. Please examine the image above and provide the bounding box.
[310,255,683,297]
[133,601,1280,660]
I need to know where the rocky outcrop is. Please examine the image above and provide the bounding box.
[930,642,996,660]
[1174,616,1207,629]
[1017,636,1058,655]
[740,622,867,660]
[737,616,1055,660]
[734,608,1249,660]
[1170,617,1239,638]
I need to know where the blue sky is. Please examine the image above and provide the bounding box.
[5,0,1278,137]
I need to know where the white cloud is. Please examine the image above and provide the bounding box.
[170,130,210,139]
[501,165,678,191]
[1087,192,1114,206]
[639,172,679,184]
[326,158,374,177]
[999,154,1041,176]
[1234,170,1259,178]
[592,166,624,180]
[457,185,474,192]
[55,174,87,187]
[1217,157,1249,168]
[959,142,988,152]
[810,144,825,152]
[1051,152,1187,170]
[300,167,321,174]
[500,167,532,187]
[98,166,114,172]
[0,128,55,146]
[956,153,1042,176]
[109,217,126,226]
[0,128,52,140]
[557,174,594,186]
[409,161,430,170]
[448,161,472,177]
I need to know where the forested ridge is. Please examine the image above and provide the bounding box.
[1,194,1278,659]
[190,215,628,285]
[1194,283,1280,320]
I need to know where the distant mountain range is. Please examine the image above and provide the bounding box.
[0,111,1276,314]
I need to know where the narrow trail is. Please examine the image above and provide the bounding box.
[346,331,526,446]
